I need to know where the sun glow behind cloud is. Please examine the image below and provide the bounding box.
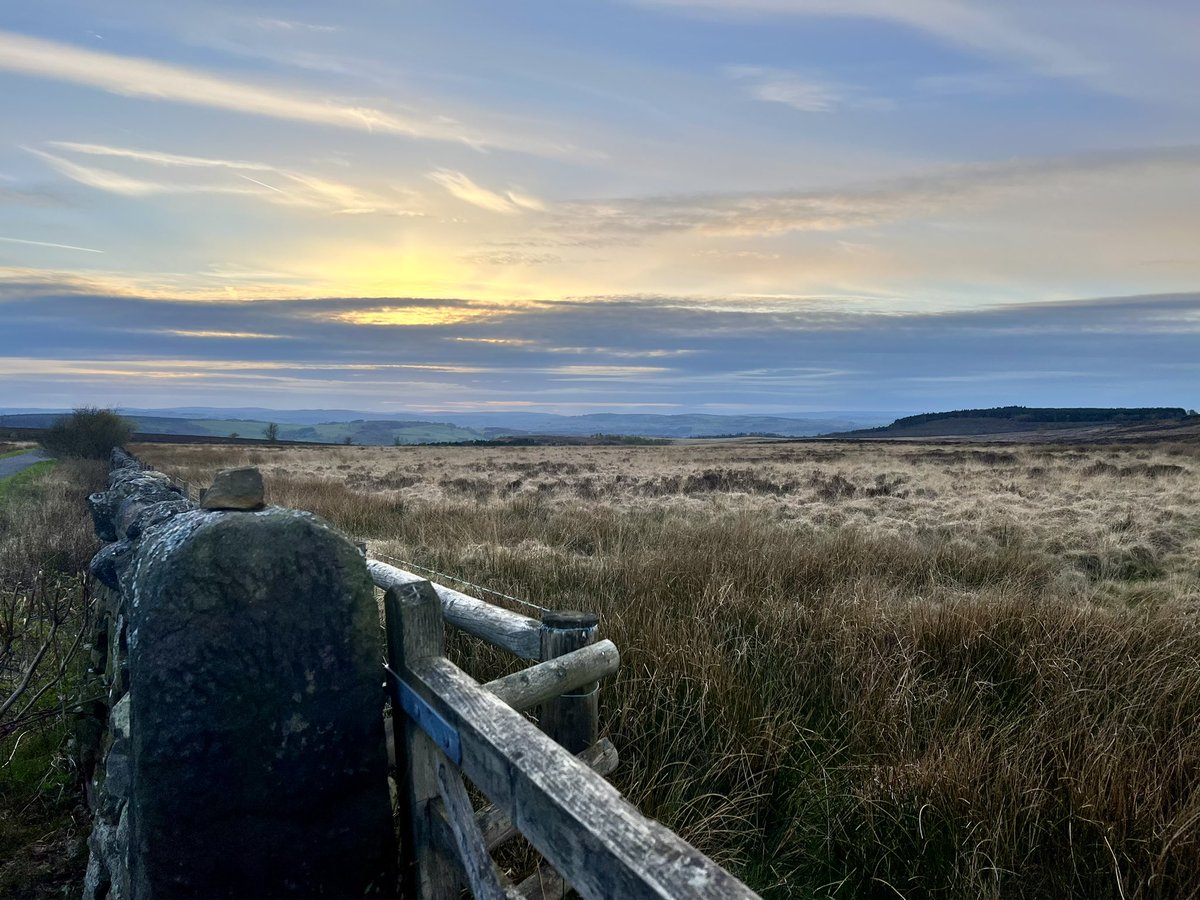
[330,305,509,327]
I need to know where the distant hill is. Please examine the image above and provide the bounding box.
[0,408,900,445]
[9,406,1193,445]
[831,406,1196,441]
[0,413,488,445]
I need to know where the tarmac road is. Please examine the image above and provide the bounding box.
[0,449,51,479]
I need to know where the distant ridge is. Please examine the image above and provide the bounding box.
[831,405,1195,441]
[0,408,901,445]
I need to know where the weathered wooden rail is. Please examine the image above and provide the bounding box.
[368,558,760,899]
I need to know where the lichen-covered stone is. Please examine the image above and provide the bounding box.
[110,447,140,471]
[89,541,134,591]
[122,498,192,540]
[83,803,129,900]
[83,451,197,900]
[90,455,186,544]
[102,740,131,816]
[125,506,394,896]
[111,694,130,739]
[199,467,265,510]
[88,491,120,542]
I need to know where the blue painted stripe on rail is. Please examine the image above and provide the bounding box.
[385,665,463,765]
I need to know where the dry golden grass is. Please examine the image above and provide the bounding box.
[139,439,1200,898]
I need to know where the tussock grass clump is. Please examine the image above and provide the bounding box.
[140,440,1200,898]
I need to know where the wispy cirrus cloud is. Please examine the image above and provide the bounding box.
[724,66,849,113]
[549,146,1200,240]
[549,364,671,377]
[0,30,564,156]
[543,346,696,358]
[630,0,1097,82]
[428,169,546,215]
[0,235,103,254]
[26,148,259,199]
[0,183,63,207]
[27,142,422,216]
[252,18,343,34]
[462,251,563,266]
[633,0,1200,105]
[155,329,287,340]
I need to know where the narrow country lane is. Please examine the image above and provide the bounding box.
[0,449,51,480]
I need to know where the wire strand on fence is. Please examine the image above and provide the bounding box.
[370,550,551,615]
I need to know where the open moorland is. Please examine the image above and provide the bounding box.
[131,438,1200,899]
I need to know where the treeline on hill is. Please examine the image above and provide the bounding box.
[870,405,1189,432]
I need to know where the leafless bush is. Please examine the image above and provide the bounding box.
[0,578,94,741]
[38,407,133,460]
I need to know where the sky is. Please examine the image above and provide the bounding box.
[1,0,1198,415]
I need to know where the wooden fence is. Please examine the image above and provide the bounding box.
[368,558,760,900]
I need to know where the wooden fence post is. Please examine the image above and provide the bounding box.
[539,611,600,754]
[385,581,458,900]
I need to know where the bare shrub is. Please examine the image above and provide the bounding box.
[39,408,133,460]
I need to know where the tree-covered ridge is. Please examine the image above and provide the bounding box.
[885,406,1188,429]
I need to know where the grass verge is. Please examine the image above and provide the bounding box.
[0,458,105,897]
[0,461,57,504]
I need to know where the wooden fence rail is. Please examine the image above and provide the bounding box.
[369,558,541,659]
[368,557,761,899]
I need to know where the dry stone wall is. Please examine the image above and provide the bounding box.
[81,449,395,898]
